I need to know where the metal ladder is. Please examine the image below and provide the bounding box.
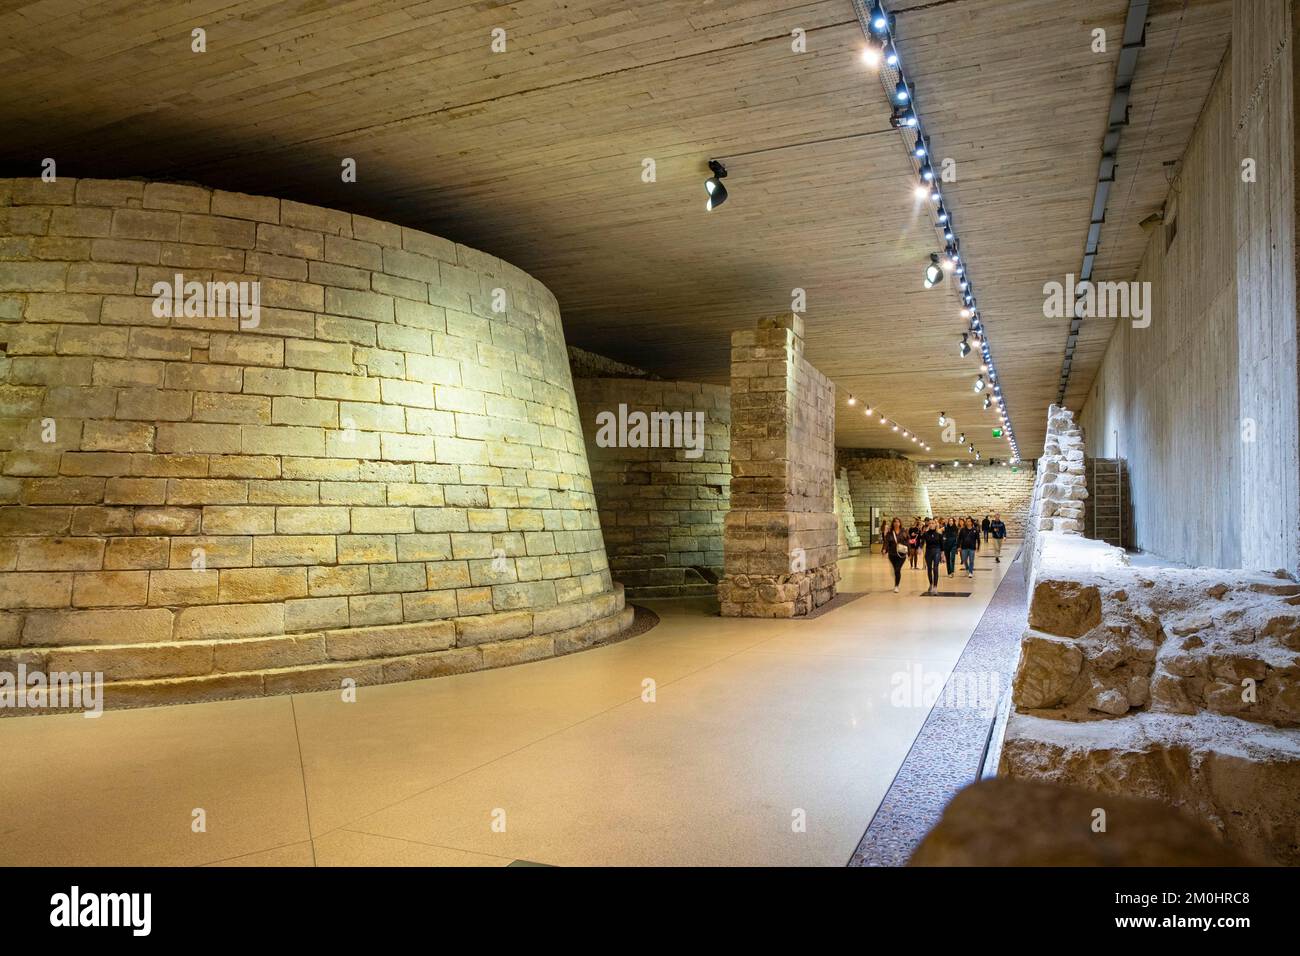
[1087,458,1125,548]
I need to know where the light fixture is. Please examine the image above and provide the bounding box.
[938,411,947,426]
[895,80,910,103]
[704,160,728,211]
[864,405,873,415]
[885,45,899,67]
[983,395,992,410]
[923,253,943,289]
[892,424,899,432]
[847,395,857,406]
[880,414,887,423]
[957,432,965,444]
[862,45,882,68]
[936,205,949,223]
[959,334,970,357]
[891,106,918,128]
[974,376,986,392]
[930,187,942,202]
[913,138,926,159]
[868,2,893,34]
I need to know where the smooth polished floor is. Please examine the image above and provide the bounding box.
[0,542,1018,867]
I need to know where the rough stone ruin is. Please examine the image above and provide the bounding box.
[999,405,1300,864]
[834,468,862,557]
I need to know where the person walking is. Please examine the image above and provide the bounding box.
[885,517,908,593]
[990,513,1007,563]
[906,519,920,569]
[920,518,944,594]
[959,518,979,578]
[942,518,958,577]
[982,514,991,544]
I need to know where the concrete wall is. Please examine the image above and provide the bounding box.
[0,178,627,706]
[1080,47,1245,568]
[1082,5,1299,573]
[574,376,729,598]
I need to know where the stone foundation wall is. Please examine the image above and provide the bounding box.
[838,453,931,541]
[0,177,626,709]
[720,316,837,617]
[834,468,861,556]
[999,406,1300,864]
[921,464,1034,535]
[574,375,729,598]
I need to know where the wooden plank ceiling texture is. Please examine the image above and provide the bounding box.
[0,0,1230,456]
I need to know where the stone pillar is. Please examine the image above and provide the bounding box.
[719,316,838,617]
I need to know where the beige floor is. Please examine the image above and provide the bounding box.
[0,543,1017,867]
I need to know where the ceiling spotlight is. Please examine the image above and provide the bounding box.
[885,45,900,67]
[953,460,960,467]
[959,334,970,357]
[983,395,992,410]
[902,428,909,437]
[960,307,972,320]
[847,395,857,406]
[980,362,989,373]
[923,253,944,289]
[704,160,728,211]
[891,106,918,128]
[869,3,894,34]
[880,414,887,423]
[936,205,949,223]
[920,162,934,182]
[930,188,942,202]
[895,80,910,103]
[864,405,873,415]
[974,376,986,392]
[913,138,926,159]
[938,411,947,426]
[957,432,965,444]
[944,227,955,242]
[862,45,882,68]
[914,184,929,199]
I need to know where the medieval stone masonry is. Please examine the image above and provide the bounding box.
[0,178,629,709]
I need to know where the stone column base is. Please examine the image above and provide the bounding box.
[718,564,839,618]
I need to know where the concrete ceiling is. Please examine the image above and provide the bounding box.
[0,0,1230,458]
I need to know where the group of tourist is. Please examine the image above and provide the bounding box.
[879,514,1007,594]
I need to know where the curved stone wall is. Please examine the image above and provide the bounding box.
[0,178,626,710]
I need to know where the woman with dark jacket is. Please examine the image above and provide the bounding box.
[921,519,944,594]
[884,517,908,593]
[906,520,920,569]
[942,519,959,576]
[958,519,980,577]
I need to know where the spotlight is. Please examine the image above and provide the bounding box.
[864,405,873,415]
[974,375,986,392]
[885,45,899,67]
[923,253,944,289]
[704,160,728,211]
[938,411,947,426]
[902,429,909,437]
[980,362,988,373]
[913,137,927,159]
[895,80,910,103]
[920,162,934,182]
[868,3,893,34]
[892,424,899,432]
[914,184,929,199]
[862,45,882,68]
[890,106,917,128]
[957,432,965,444]
[880,414,887,423]
[960,307,972,320]
[983,395,992,410]
[936,205,949,223]
[959,334,970,357]
[930,188,942,202]
[944,226,955,241]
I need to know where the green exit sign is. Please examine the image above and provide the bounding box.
[992,427,1003,438]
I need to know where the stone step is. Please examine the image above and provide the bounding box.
[5,605,636,714]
